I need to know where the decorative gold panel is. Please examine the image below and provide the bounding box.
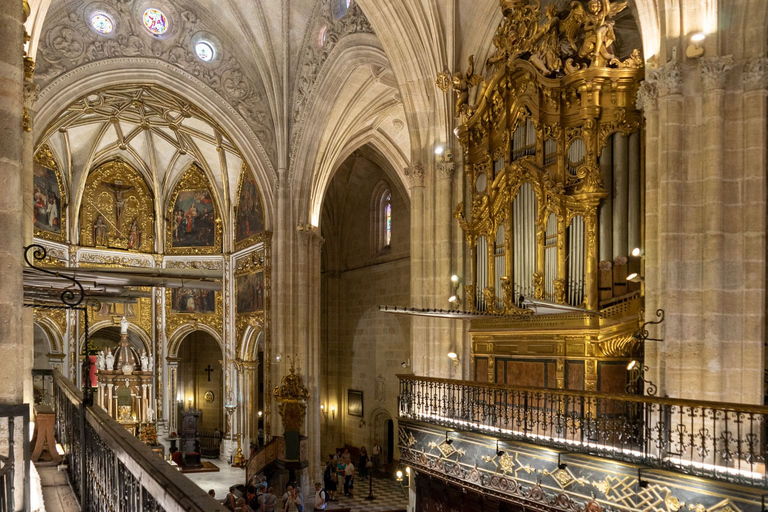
[164,287,223,338]
[79,159,155,253]
[165,164,223,255]
[33,144,67,244]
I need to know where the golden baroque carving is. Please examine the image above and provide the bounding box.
[79,159,155,253]
[273,363,309,432]
[164,287,223,339]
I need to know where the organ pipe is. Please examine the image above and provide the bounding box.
[612,134,629,256]
[545,214,557,301]
[495,225,506,310]
[628,132,641,254]
[476,236,488,311]
[568,216,585,307]
[598,141,613,262]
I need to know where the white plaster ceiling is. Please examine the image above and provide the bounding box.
[38,84,244,217]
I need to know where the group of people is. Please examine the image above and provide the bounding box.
[221,476,330,512]
[322,443,382,500]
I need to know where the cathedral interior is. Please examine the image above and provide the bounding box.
[2,0,768,511]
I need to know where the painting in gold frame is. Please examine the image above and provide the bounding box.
[33,144,67,243]
[234,166,265,252]
[166,165,222,255]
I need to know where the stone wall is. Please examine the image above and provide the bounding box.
[320,152,411,459]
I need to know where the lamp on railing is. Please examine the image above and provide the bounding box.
[396,466,411,496]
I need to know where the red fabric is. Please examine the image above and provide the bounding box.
[172,451,183,466]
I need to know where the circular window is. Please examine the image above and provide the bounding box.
[318,25,327,46]
[91,13,114,34]
[143,8,168,35]
[195,41,215,61]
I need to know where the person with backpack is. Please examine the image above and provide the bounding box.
[313,483,327,511]
[323,457,337,501]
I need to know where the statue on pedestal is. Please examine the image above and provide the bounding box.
[105,348,115,371]
[96,350,105,370]
[120,316,129,335]
[140,350,149,372]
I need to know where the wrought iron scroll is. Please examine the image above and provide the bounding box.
[25,244,85,307]
[635,308,665,342]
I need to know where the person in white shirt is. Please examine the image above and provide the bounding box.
[344,461,355,497]
[313,483,326,511]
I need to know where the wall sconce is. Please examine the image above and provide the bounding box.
[637,468,649,488]
[447,352,460,367]
[275,354,282,363]
[557,453,567,470]
[444,431,453,445]
[495,440,505,457]
[258,410,263,418]
[359,418,366,428]
[626,273,642,283]
[434,145,444,156]
[330,406,336,420]
[449,275,461,307]
[396,466,412,495]
[631,247,643,257]
[686,32,706,59]
[321,404,327,417]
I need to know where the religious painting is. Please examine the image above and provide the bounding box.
[79,159,155,253]
[348,390,363,417]
[33,145,66,242]
[171,190,216,247]
[235,167,265,251]
[236,272,265,313]
[171,288,216,314]
[166,165,222,255]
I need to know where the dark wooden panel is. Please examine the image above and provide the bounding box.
[598,361,628,394]
[475,358,488,383]
[505,360,546,388]
[566,361,584,391]
[546,361,557,388]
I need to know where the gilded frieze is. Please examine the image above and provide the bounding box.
[166,164,223,256]
[79,159,155,253]
[33,144,67,244]
[82,294,153,342]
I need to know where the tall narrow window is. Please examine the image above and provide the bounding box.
[371,181,393,253]
[385,195,392,246]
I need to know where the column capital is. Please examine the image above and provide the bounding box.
[635,79,658,113]
[649,60,683,97]
[436,158,455,181]
[699,55,734,90]
[405,163,425,188]
[296,225,324,247]
[743,57,768,91]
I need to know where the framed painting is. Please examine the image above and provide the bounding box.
[171,288,216,314]
[235,167,265,251]
[348,390,363,417]
[166,165,222,255]
[33,144,66,242]
[236,272,265,314]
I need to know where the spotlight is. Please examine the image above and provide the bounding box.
[451,275,459,283]
[627,360,638,371]
[626,273,642,283]
[631,247,642,257]
[496,440,505,457]
[435,146,444,155]
[691,32,705,43]
[447,352,458,360]
[686,32,705,58]
[258,410,263,417]
[445,431,453,445]
[396,470,403,480]
[448,295,457,303]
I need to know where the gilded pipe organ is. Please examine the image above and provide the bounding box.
[447,0,646,392]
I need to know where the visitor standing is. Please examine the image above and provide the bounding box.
[283,488,303,512]
[260,487,277,512]
[313,483,327,511]
[372,442,382,475]
[358,446,369,478]
[344,460,355,497]
[324,457,337,501]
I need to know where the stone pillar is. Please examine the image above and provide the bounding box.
[741,57,768,404]
[627,132,641,254]
[436,156,455,377]
[0,0,26,405]
[698,56,733,401]
[598,142,613,261]
[406,164,426,374]
[167,358,179,432]
[106,383,113,417]
[612,133,628,257]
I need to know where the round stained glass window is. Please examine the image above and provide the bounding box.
[91,13,114,34]
[143,8,168,35]
[195,41,215,62]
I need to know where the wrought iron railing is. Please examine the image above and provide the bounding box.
[398,375,768,488]
[0,404,30,512]
[53,371,223,511]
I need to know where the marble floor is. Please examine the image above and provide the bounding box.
[35,465,79,512]
[326,476,409,512]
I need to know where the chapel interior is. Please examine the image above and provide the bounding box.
[2,0,768,511]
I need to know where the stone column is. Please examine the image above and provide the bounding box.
[0,0,26,405]
[166,358,179,432]
[627,132,641,254]
[698,56,733,401]
[741,57,768,404]
[406,164,426,374]
[106,383,114,417]
[436,156,455,377]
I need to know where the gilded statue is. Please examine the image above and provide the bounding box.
[436,55,483,116]
[562,0,628,69]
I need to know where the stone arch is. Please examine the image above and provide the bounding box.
[167,323,224,359]
[239,324,264,362]
[291,33,408,226]
[33,318,63,354]
[81,321,153,355]
[32,61,276,237]
[369,407,394,464]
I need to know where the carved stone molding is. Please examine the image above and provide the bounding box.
[699,55,734,90]
[635,78,658,112]
[655,61,682,97]
[436,160,456,181]
[35,0,275,162]
[743,57,768,91]
[405,164,425,188]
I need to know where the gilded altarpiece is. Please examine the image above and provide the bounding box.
[447,0,645,393]
[166,165,223,255]
[33,144,67,244]
[79,159,155,253]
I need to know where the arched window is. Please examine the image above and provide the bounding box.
[371,181,392,252]
[333,0,352,19]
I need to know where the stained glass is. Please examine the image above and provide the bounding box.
[195,41,215,61]
[91,14,114,34]
[385,196,392,246]
[143,8,168,35]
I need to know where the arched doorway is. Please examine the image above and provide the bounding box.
[177,331,223,434]
[33,324,52,370]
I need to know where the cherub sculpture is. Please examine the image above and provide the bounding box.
[562,0,628,69]
[436,55,484,116]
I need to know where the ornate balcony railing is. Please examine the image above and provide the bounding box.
[398,375,768,488]
[53,370,223,511]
